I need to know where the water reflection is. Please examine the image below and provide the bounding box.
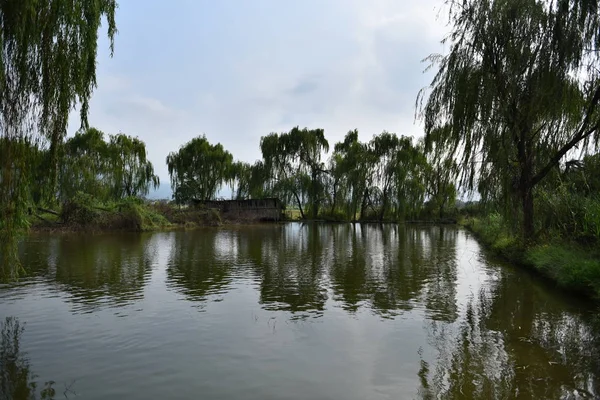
[4,224,600,399]
[328,224,459,319]
[0,317,55,400]
[15,233,155,311]
[165,224,461,319]
[166,229,236,303]
[418,274,600,399]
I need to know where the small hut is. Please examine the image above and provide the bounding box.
[191,198,283,222]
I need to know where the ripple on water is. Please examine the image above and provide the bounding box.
[0,225,599,400]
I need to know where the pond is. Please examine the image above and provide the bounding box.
[1,224,599,399]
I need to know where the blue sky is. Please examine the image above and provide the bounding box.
[68,1,449,198]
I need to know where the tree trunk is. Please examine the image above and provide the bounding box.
[351,185,360,222]
[330,181,338,215]
[46,139,60,206]
[360,188,369,221]
[379,191,388,223]
[517,126,534,242]
[439,198,446,220]
[351,198,358,223]
[521,185,534,239]
[293,191,305,220]
[518,132,535,240]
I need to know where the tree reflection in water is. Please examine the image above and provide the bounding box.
[0,317,55,400]
[18,234,155,313]
[165,224,462,320]
[417,282,600,399]
[4,225,600,399]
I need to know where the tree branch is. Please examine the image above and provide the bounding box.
[531,85,600,187]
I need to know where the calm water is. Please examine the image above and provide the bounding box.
[1,224,599,399]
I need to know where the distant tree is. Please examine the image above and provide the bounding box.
[248,161,272,199]
[166,135,233,204]
[419,0,600,238]
[227,161,252,200]
[261,127,329,219]
[391,137,428,221]
[108,133,160,199]
[332,130,373,221]
[60,128,111,202]
[59,129,158,202]
[423,128,458,219]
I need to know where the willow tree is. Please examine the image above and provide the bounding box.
[226,161,251,200]
[60,128,111,202]
[0,1,117,279]
[419,0,600,238]
[59,129,158,202]
[260,127,329,219]
[390,137,428,221]
[166,135,233,204]
[108,133,159,199]
[423,127,459,220]
[332,130,372,221]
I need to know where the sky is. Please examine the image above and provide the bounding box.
[68,0,450,199]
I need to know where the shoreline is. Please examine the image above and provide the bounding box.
[460,217,600,302]
[27,214,600,302]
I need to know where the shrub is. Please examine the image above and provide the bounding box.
[61,192,101,225]
[117,197,170,231]
[536,186,600,244]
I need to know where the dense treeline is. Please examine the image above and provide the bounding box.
[167,127,458,222]
[2,128,160,207]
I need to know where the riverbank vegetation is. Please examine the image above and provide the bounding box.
[166,127,458,223]
[432,0,600,298]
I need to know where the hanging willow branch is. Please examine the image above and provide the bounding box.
[418,0,600,237]
[0,1,118,280]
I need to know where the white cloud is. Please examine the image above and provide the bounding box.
[71,0,449,186]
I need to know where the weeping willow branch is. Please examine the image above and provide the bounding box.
[0,1,118,280]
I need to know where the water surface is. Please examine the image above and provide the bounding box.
[1,224,599,399]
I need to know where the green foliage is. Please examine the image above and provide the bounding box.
[60,193,170,231]
[466,213,600,298]
[322,130,429,222]
[0,1,117,279]
[536,186,600,243]
[60,128,159,203]
[228,161,252,200]
[260,126,329,219]
[167,135,233,204]
[107,133,160,199]
[152,202,221,227]
[61,191,102,225]
[0,137,42,279]
[330,129,373,221]
[465,214,523,259]
[318,209,348,222]
[526,245,600,297]
[60,128,111,201]
[117,198,169,231]
[419,0,600,238]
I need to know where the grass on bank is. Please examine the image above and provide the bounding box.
[28,193,222,232]
[462,214,600,299]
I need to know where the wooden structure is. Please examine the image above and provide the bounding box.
[191,198,284,222]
